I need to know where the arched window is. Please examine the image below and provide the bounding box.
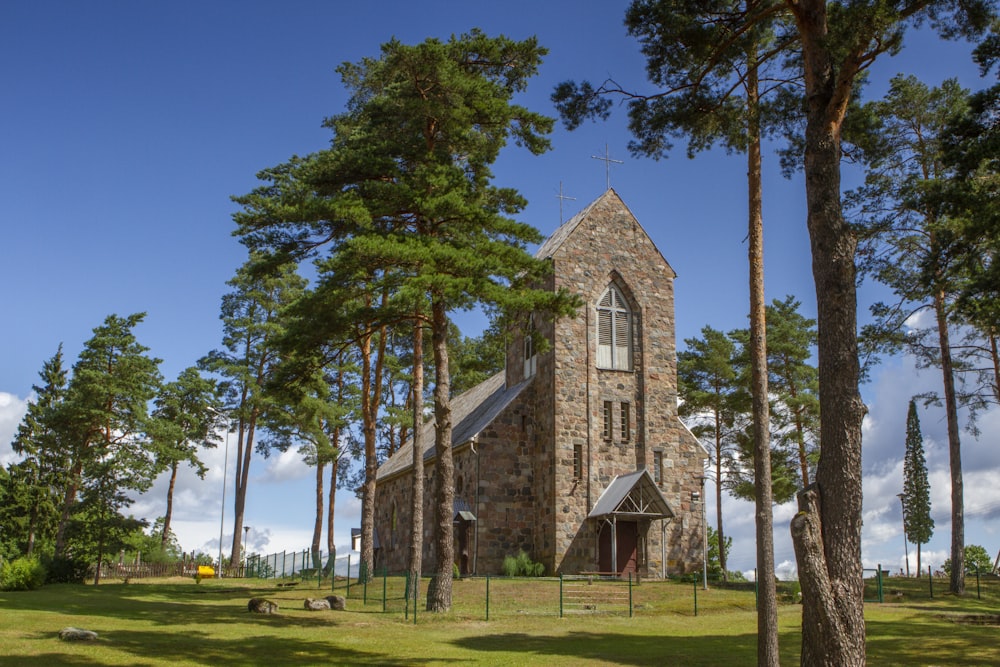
[597,285,631,370]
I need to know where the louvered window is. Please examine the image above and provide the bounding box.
[596,286,631,370]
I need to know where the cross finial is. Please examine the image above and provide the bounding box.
[556,181,576,223]
[590,144,623,190]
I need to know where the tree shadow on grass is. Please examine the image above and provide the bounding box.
[866,616,1000,666]
[0,584,356,629]
[451,630,772,666]
[0,628,453,667]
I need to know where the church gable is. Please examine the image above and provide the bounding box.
[536,189,676,282]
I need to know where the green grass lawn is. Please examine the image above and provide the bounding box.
[0,575,997,666]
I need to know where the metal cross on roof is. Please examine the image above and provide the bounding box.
[591,144,623,190]
[556,181,576,223]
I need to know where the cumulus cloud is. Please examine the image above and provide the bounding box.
[716,350,1000,580]
[0,392,30,467]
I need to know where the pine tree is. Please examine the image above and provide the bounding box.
[150,367,222,551]
[677,326,743,581]
[902,400,934,577]
[59,313,163,583]
[233,31,578,611]
[201,258,306,569]
[853,76,973,595]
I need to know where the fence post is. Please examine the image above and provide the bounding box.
[754,568,758,610]
[977,566,981,600]
[629,572,633,618]
[928,565,933,599]
[559,573,564,618]
[877,564,883,603]
[486,574,491,622]
[693,574,698,617]
[347,554,351,598]
[404,570,410,621]
[382,566,387,612]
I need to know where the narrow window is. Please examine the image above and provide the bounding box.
[596,286,631,370]
[620,402,630,442]
[653,451,663,484]
[573,444,583,480]
[523,319,537,378]
[603,400,613,440]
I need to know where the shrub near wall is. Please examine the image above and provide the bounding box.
[0,556,47,591]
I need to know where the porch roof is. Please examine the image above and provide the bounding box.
[587,470,675,520]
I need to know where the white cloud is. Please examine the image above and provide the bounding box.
[0,392,30,467]
[256,447,312,484]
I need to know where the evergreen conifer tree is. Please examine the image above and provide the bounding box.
[902,399,934,576]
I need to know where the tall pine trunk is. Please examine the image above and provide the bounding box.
[54,461,82,558]
[426,298,454,612]
[789,3,867,664]
[311,460,325,569]
[409,312,425,605]
[162,461,179,550]
[359,331,378,582]
[934,289,964,594]
[230,412,256,569]
[747,55,779,666]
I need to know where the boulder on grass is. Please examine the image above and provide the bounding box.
[303,597,330,611]
[59,627,98,641]
[325,595,346,611]
[247,597,279,614]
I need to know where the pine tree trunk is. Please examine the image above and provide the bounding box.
[312,461,325,570]
[327,415,341,573]
[360,331,378,582]
[409,313,425,604]
[327,460,337,571]
[426,298,454,612]
[934,290,965,595]
[54,461,82,558]
[747,55,779,666]
[789,3,867,664]
[715,452,727,582]
[230,416,255,569]
[162,461,179,550]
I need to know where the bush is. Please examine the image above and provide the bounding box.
[0,556,47,591]
[942,544,994,575]
[44,555,90,584]
[502,550,545,577]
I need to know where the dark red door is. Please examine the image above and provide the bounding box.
[598,521,638,575]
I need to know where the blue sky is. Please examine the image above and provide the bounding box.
[2,1,998,576]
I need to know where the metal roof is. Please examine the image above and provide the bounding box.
[376,371,532,481]
[588,469,675,520]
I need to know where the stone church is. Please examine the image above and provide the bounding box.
[373,189,707,578]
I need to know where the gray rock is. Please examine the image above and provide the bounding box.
[59,627,98,641]
[247,597,279,614]
[325,595,346,611]
[303,597,330,611]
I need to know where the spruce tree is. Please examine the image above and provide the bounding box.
[902,399,933,577]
